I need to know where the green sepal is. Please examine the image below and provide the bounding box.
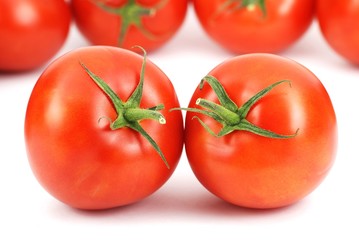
[175,75,299,139]
[200,75,238,112]
[237,80,291,119]
[192,116,236,137]
[80,48,170,169]
[234,119,299,139]
[129,122,169,169]
[92,0,168,46]
[80,63,124,113]
[125,46,147,108]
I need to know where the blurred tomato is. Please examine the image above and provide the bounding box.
[0,0,71,71]
[193,0,314,53]
[71,0,188,52]
[317,0,359,65]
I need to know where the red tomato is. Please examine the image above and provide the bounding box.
[0,0,71,71]
[71,0,188,52]
[24,46,184,210]
[317,0,359,65]
[193,0,314,53]
[183,54,337,209]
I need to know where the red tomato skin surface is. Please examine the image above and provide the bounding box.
[24,46,184,210]
[317,0,359,65]
[71,0,188,52]
[0,0,71,71]
[193,0,314,54]
[185,54,337,209]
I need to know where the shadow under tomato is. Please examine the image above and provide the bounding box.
[46,179,311,224]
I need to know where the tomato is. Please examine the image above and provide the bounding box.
[0,0,71,71]
[193,0,314,54]
[183,54,337,209]
[71,0,188,52]
[24,46,184,210]
[316,0,359,65]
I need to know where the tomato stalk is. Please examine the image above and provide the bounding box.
[174,76,298,138]
[92,0,168,46]
[216,0,267,17]
[81,47,170,169]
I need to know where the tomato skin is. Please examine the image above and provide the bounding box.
[317,0,359,65]
[193,0,314,53]
[24,46,184,210]
[184,54,337,209]
[0,0,71,71]
[70,0,188,52]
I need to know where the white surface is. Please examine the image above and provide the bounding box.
[1,6,358,239]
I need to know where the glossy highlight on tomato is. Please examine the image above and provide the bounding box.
[0,0,71,71]
[193,0,315,53]
[71,0,188,52]
[183,54,337,209]
[24,46,184,210]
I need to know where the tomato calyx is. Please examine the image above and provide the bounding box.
[92,0,168,46]
[81,47,170,169]
[176,76,298,138]
[216,0,267,17]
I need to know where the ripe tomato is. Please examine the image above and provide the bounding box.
[0,0,71,71]
[71,0,188,52]
[193,0,314,53]
[316,0,359,65]
[183,54,337,209]
[24,46,184,210]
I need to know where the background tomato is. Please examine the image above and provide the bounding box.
[0,0,71,71]
[316,0,359,65]
[184,54,337,209]
[193,0,314,54]
[71,0,188,52]
[24,46,184,210]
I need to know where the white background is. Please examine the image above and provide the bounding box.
[1,5,358,239]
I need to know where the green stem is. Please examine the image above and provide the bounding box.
[241,0,267,16]
[196,98,240,125]
[124,108,166,124]
[215,0,267,18]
